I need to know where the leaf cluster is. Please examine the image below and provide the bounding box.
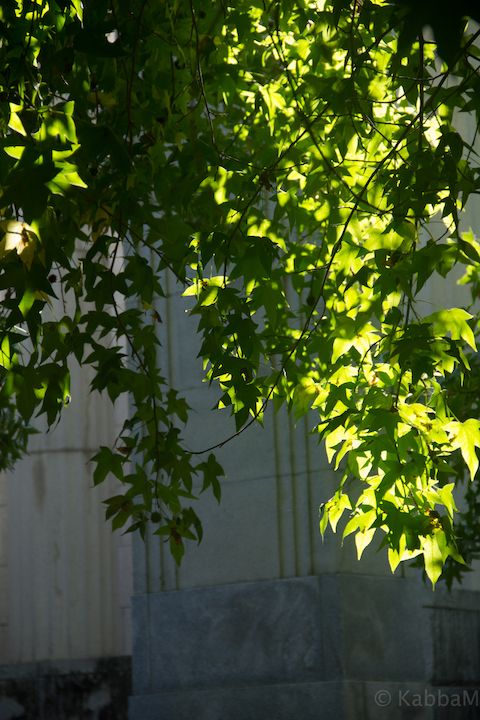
[1,1,480,582]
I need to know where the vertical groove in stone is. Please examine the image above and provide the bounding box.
[132,530,147,595]
[287,412,300,576]
[273,406,297,577]
[0,472,7,662]
[165,271,180,592]
[151,269,179,593]
[303,415,315,576]
[272,403,286,578]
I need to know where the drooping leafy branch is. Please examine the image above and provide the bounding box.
[1,0,480,582]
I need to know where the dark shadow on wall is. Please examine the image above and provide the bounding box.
[0,656,131,720]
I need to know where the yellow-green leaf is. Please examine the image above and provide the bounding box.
[445,419,480,480]
[422,534,444,587]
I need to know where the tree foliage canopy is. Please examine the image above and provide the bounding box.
[2,0,480,584]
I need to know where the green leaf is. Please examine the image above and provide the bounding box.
[422,533,444,588]
[445,419,480,480]
[1,0,480,577]
[321,492,351,534]
[8,106,26,136]
[198,453,224,503]
[0,336,12,370]
[70,0,83,21]
[92,446,124,485]
[355,528,376,560]
[169,534,185,565]
[424,309,476,351]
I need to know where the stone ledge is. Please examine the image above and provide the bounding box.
[129,680,480,720]
[129,679,343,720]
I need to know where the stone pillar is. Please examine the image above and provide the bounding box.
[129,112,480,718]
[128,270,480,720]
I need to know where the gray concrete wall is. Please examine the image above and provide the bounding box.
[0,360,132,665]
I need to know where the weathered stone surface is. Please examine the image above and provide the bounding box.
[428,589,480,686]
[339,574,429,681]
[0,656,130,720]
[132,576,342,697]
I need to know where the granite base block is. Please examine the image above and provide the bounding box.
[129,574,480,720]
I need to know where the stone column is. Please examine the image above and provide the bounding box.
[129,271,480,720]
[129,113,480,718]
